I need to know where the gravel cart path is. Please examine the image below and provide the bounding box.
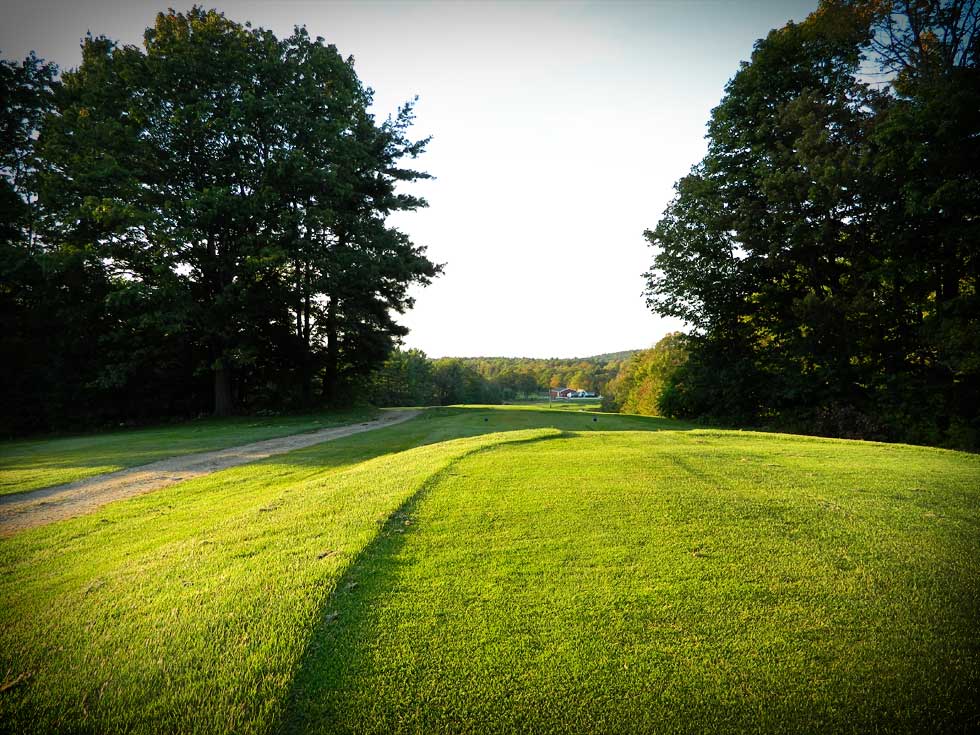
[0,409,421,536]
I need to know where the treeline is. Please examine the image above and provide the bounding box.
[637,0,979,449]
[1,8,438,435]
[366,350,632,406]
[453,355,628,395]
[601,334,688,416]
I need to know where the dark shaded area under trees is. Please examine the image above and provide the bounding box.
[1,7,439,435]
[642,0,979,450]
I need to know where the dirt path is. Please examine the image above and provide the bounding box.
[0,409,421,537]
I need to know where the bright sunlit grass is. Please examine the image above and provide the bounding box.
[0,407,377,496]
[287,430,980,733]
[1,406,977,733]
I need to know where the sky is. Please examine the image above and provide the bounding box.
[1,0,818,358]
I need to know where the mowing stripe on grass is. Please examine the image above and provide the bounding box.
[0,426,561,734]
[283,430,980,734]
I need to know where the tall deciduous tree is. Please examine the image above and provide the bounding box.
[39,12,284,415]
[314,97,440,404]
[33,8,439,419]
[0,53,110,434]
[644,0,979,447]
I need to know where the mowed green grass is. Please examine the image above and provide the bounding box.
[1,406,978,733]
[288,431,980,733]
[0,407,377,496]
[506,398,603,411]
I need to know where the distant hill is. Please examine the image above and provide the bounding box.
[448,350,641,362]
[431,351,643,397]
[581,349,640,363]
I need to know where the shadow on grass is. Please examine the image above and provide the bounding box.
[1,405,693,484]
[277,431,561,734]
[0,409,379,478]
[272,406,696,474]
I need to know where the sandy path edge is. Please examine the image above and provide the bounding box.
[0,409,421,537]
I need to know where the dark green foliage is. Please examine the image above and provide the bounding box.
[368,349,437,406]
[0,8,438,434]
[643,0,980,448]
[0,54,185,434]
[431,358,502,405]
[656,338,772,427]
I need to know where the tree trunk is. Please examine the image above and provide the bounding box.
[301,263,312,404]
[322,297,339,405]
[214,358,234,417]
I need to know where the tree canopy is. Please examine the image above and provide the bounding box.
[643,0,979,448]
[1,7,439,433]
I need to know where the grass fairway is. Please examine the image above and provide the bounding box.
[1,406,978,733]
[0,407,376,496]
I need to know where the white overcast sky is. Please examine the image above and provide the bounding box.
[2,0,817,358]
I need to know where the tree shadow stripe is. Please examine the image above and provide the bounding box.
[277,429,562,734]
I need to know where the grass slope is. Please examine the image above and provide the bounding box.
[288,431,980,733]
[0,419,558,733]
[0,407,376,496]
[1,406,978,733]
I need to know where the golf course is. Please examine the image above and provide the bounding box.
[1,405,978,733]
[2,1,979,731]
